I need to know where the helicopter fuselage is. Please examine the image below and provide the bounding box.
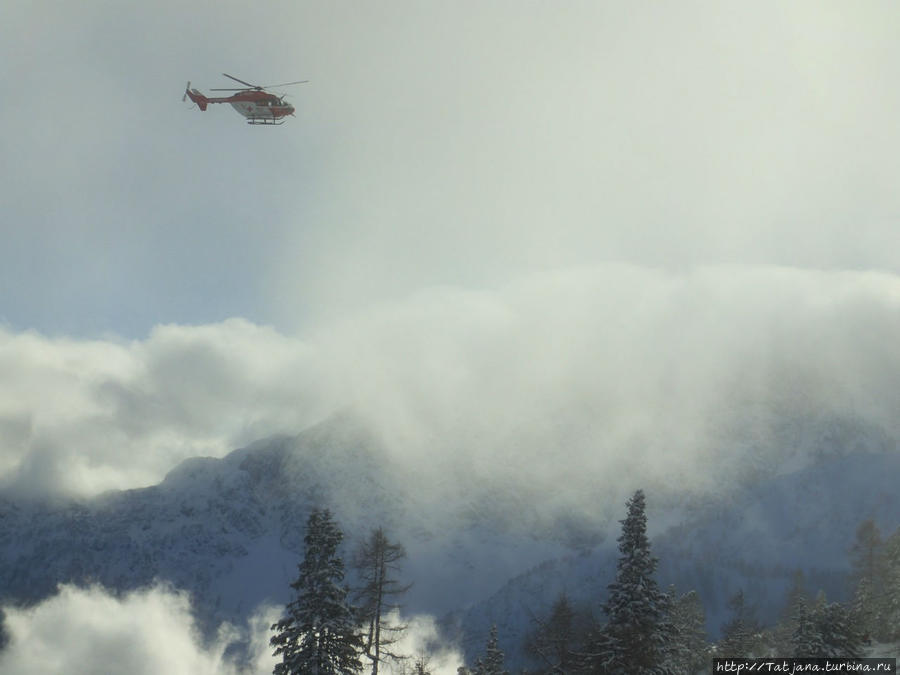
[185,87,295,125]
[226,91,294,124]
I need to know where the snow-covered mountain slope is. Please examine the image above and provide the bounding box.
[458,451,900,670]
[0,413,578,639]
[1,411,897,668]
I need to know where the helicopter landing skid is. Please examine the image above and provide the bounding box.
[247,118,285,125]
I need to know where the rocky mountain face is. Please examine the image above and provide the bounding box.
[0,412,897,669]
[0,413,579,640]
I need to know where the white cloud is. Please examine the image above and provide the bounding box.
[0,585,466,675]
[0,319,335,496]
[0,584,277,675]
[379,611,465,675]
[1,264,898,501]
[319,265,900,496]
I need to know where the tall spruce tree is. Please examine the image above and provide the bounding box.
[792,596,863,658]
[881,527,900,641]
[472,625,509,675]
[353,527,412,675]
[587,489,673,674]
[816,602,864,658]
[849,519,886,641]
[718,589,761,657]
[792,597,826,657]
[772,570,810,655]
[411,654,432,675]
[667,588,708,674]
[524,593,587,674]
[270,508,364,675]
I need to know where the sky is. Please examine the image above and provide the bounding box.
[2,0,899,498]
[2,1,899,338]
[2,2,900,670]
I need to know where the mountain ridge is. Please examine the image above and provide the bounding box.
[1,413,897,666]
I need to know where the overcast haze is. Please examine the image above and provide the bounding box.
[3,2,900,670]
[3,2,899,334]
[1,2,899,497]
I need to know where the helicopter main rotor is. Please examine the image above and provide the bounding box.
[210,73,309,91]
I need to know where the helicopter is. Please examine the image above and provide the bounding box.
[183,73,307,125]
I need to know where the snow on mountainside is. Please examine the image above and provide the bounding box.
[0,411,897,667]
[0,413,578,641]
[459,451,900,671]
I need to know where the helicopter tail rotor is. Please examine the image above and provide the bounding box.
[182,83,209,111]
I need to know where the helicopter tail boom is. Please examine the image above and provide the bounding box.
[184,84,209,111]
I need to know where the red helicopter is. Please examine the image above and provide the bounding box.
[183,73,308,125]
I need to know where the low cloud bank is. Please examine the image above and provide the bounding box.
[1,264,899,499]
[0,584,277,675]
[374,611,465,675]
[0,586,462,675]
[0,319,334,496]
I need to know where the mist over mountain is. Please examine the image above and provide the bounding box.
[4,2,900,671]
[2,255,899,672]
[1,267,898,672]
[3,265,899,506]
[1,409,897,668]
[0,413,580,632]
[460,448,900,669]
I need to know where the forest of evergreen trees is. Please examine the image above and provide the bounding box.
[269,493,900,675]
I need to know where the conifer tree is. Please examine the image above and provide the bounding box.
[792,597,826,658]
[851,576,877,643]
[815,602,864,658]
[849,519,886,641]
[0,608,8,651]
[586,489,673,674]
[412,654,432,675]
[851,519,884,581]
[667,588,708,674]
[791,596,863,658]
[718,589,761,657]
[353,527,412,675]
[880,527,900,641]
[271,508,364,675]
[772,570,809,655]
[525,593,586,674]
[472,625,509,675]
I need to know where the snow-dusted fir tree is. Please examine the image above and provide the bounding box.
[815,602,864,658]
[772,570,810,655]
[270,508,364,675]
[587,489,673,674]
[472,625,509,675]
[879,527,900,641]
[411,654,432,675]
[353,527,411,675]
[792,596,863,658]
[525,593,586,673]
[667,588,708,673]
[849,519,886,641]
[718,590,761,657]
[792,597,826,657]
